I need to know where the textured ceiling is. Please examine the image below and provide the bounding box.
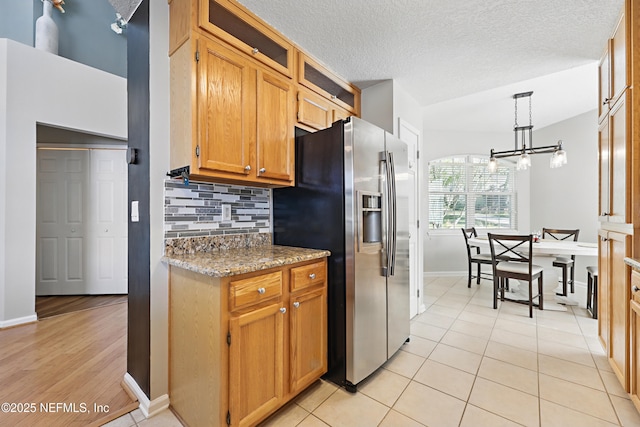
[107,0,143,21]
[238,0,624,130]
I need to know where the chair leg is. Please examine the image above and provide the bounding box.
[528,280,533,318]
[570,265,575,294]
[493,276,498,309]
[476,263,481,285]
[593,276,598,319]
[538,274,544,311]
[556,267,568,296]
[586,273,593,311]
[468,261,472,288]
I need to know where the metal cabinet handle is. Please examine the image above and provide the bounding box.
[331,95,337,100]
[309,273,316,280]
[603,98,611,105]
[279,307,286,314]
[293,302,300,308]
[252,47,259,54]
[257,287,266,294]
[245,165,251,171]
[259,168,266,173]
[602,212,609,216]
[634,286,640,293]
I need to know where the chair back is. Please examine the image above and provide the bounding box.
[542,228,579,261]
[487,233,534,273]
[461,227,480,259]
[542,228,579,242]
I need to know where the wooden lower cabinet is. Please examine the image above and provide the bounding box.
[169,258,327,427]
[630,271,640,410]
[599,229,631,390]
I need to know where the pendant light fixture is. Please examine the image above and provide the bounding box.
[487,91,567,172]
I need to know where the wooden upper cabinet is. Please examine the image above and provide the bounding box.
[609,93,629,223]
[611,12,628,105]
[256,69,295,183]
[298,52,361,115]
[197,37,255,177]
[297,89,332,131]
[598,45,611,124]
[199,0,294,78]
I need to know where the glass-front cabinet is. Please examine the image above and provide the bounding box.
[199,0,294,77]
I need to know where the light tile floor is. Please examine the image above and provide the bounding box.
[105,275,640,427]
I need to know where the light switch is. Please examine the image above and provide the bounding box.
[222,204,231,221]
[131,201,139,222]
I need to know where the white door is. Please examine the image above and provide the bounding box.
[37,149,89,294]
[398,119,423,318]
[88,149,128,294]
[37,148,128,295]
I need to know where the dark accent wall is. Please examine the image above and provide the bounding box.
[127,0,151,398]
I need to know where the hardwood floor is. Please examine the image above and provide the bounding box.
[0,302,137,426]
[36,295,129,319]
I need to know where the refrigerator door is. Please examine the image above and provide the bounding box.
[345,118,388,385]
[385,132,411,358]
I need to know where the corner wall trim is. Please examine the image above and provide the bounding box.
[123,373,170,418]
[0,314,38,329]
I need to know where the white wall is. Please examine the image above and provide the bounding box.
[422,112,598,280]
[530,110,599,282]
[421,129,531,274]
[0,39,126,327]
[149,1,170,402]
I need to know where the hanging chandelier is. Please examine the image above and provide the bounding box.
[487,91,567,172]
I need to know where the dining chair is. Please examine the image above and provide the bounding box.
[488,233,544,318]
[461,227,499,288]
[542,228,580,296]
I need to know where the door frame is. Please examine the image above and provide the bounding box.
[398,118,425,317]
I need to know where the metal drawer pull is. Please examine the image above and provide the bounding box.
[280,307,286,314]
[634,286,640,293]
[259,168,266,173]
[252,47,259,54]
[244,165,251,171]
[293,302,300,308]
[309,273,316,280]
[257,287,266,294]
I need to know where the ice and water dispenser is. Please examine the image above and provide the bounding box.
[359,192,382,252]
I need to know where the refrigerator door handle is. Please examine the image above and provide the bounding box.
[380,151,391,277]
[381,150,395,277]
[388,151,397,276]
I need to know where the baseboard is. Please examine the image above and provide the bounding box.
[123,373,170,418]
[0,314,38,329]
[424,271,466,277]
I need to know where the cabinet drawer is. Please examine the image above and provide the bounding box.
[230,271,282,310]
[632,271,640,304]
[291,261,326,292]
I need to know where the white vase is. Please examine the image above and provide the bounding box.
[35,1,59,54]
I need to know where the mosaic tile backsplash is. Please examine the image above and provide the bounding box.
[164,179,270,239]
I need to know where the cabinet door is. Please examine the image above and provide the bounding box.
[332,106,352,124]
[289,288,327,394]
[229,302,285,427]
[598,45,611,124]
[199,0,293,77]
[609,94,628,223]
[630,272,640,410]
[256,69,294,184]
[598,118,610,221]
[598,230,610,350]
[611,12,627,104]
[198,38,255,177]
[608,231,631,391]
[297,90,331,131]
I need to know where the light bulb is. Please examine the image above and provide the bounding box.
[487,156,498,173]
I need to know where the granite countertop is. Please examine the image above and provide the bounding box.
[163,245,331,277]
[625,257,640,271]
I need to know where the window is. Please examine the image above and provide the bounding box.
[428,155,516,230]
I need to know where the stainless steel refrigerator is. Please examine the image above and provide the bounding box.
[273,117,410,392]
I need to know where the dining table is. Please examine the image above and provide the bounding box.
[468,236,598,308]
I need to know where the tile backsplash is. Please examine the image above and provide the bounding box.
[164,179,270,239]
